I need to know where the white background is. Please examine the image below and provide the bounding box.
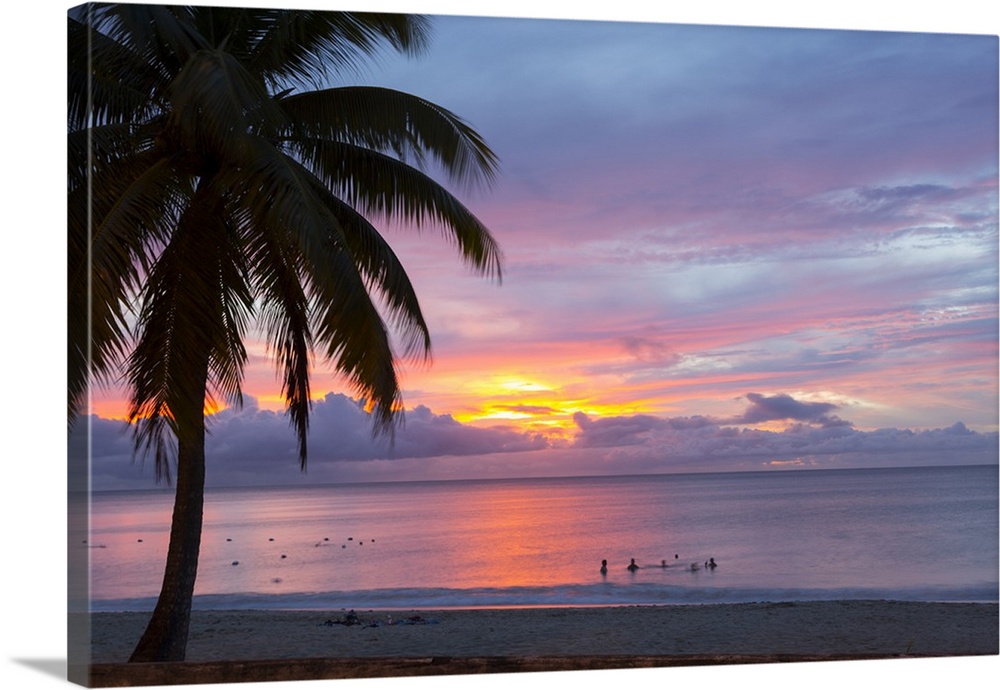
[3,2,998,689]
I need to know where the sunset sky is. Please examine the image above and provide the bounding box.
[78,3,998,489]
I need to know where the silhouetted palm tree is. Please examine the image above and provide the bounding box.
[68,4,500,662]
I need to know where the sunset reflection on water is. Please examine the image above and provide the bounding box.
[88,467,999,609]
[89,477,686,601]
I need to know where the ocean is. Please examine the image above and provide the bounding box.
[84,464,999,612]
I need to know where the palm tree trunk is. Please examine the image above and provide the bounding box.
[129,358,209,663]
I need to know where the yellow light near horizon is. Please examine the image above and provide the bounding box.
[252,393,289,410]
[95,397,229,424]
[449,383,658,444]
[453,375,556,397]
[497,379,552,393]
[477,410,534,421]
[251,390,360,413]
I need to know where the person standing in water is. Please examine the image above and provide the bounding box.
[600,559,608,575]
[627,558,639,572]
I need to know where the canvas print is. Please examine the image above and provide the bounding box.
[67,2,999,688]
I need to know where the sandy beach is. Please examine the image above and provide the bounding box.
[81,601,997,685]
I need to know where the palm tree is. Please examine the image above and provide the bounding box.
[68,4,501,662]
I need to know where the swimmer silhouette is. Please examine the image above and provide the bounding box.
[627,558,639,572]
[708,557,717,569]
[600,559,608,575]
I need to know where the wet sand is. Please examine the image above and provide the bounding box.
[82,601,997,686]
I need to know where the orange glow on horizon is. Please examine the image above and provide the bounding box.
[83,316,999,442]
[88,397,228,423]
[416,370,666,442]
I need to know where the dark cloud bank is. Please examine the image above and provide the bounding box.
[80,392,997,491]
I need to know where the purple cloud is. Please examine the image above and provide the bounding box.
[735,392,849,427]
[81,394,549,490]
[574,410,996,473]
[572,411,668,448]
[570,390,996,473]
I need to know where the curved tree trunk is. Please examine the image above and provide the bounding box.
[129,362,209,662]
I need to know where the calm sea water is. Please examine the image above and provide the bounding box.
[85,465,999,611]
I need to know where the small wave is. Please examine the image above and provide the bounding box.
[89,581,999,612]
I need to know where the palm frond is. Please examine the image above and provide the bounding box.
[68,14,166,129]
[230,138,405,439]
[69,7,501,471]
[86,3,206,79]
[207,195,255,409]
[292,137,503,281]
[163,47,285,164]
[279,86,499,190]
[245,11,431,90]
[127,186,252,480]
[243,223,314,465]
[68,144,191,423]
[307,246,403,439]
[302,178,432,361]
[68,122,160,193]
